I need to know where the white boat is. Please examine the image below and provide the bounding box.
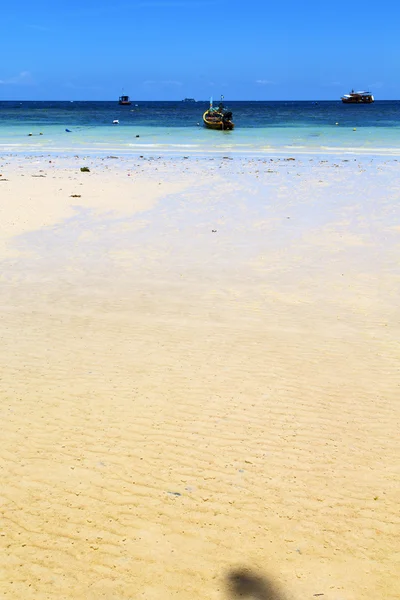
[341,90,374,104]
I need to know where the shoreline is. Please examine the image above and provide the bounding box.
[2,144,400,159]
[2,148,400,166]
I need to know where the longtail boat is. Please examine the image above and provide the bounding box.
[118,94,132,105]
[203,96,234,130]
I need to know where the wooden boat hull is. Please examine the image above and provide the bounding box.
[342,99,373,104]
[203,110,234,130]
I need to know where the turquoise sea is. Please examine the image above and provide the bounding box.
[1,100,400,157]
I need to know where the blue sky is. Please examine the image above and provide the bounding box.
[1,0,399,100]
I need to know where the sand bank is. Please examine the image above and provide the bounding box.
[1,153,399,599]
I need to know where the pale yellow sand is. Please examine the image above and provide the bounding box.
[0,155,399,600]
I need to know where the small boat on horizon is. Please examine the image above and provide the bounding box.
[341,90,374,104]
[119,94,132,105]
[203,96,234,130]
[182,98,196,103]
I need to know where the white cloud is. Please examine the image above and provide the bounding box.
[26,24,51,32]
[136,1,213,7]
[63,81,104,91]
[143,80,183,86]
[255,79,275,85]
[0,71,34,85]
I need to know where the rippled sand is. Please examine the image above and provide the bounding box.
[1,154,399,599]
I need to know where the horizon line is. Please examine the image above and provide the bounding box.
[1,98,397,102]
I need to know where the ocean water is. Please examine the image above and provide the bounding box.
[1,100,400,157]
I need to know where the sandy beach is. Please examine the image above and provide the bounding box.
[1,153,399,600]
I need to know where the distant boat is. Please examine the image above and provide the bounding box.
[183,98,196,103]
[341,90,374,104]
[119,95,132,105]
[203,96,234,130]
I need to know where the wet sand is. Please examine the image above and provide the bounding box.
[1,154,399,599]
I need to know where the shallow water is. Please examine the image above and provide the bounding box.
[1,100,400,156]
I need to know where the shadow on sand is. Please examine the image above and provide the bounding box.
[226,568,289,600]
